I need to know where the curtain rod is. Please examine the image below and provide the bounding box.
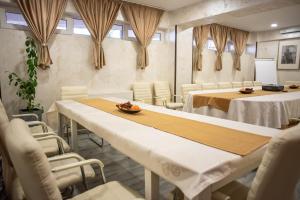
[122,0,165,11]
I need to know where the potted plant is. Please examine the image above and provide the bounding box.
[8,37,43,120]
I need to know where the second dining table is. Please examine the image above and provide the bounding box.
[183,87,300,129]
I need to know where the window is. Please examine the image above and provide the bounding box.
[207,39,216,51]
[73,19,90,35]
[246,44,256,55]
[73,19,123,39]
[56,19,67,30]
[5,12,67,30]
[127,29,136,39]
[5,12,27,26]
[152,33,161,41]
[107,24,123,39]
[227,41,234,52]
[127,28,162,41]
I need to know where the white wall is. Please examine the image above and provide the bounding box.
[176,28,255,86]
[256,29,300,84]
[0,28,174,116]
[193,49,255,83]
[176,28,193,96]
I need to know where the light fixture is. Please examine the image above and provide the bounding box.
[271,23,278,28]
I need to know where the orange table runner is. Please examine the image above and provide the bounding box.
[193,88,300,112]
[78,98,271,156]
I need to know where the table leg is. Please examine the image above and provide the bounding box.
[144,168,159,200]
[57,113,63,137]
[70,119,78,152]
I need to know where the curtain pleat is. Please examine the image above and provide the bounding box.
[210,24,229,71]
[74,0,122,69]
[193,25,210,71]
[17,0,67,69]
[230,28,249,71]
[121,2,164,69]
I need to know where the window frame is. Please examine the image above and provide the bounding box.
[107,20,124,39]
[0,7,70,34]
[124,23,164,42]
[0,7,165,42]
[245,44,256,55]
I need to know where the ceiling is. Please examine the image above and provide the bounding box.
[124,0,205,11]
[202,4,300,32]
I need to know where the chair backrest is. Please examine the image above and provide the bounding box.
[231,81,243,88]
[201,82,218,90]
[60,86,88,100]
[181,84,202,103]
[253,81,262,86]
[154,81,171,106]
[247,124,300,200]
[285,81,300,86]
[0,99,16,197]
[132,82,153,104]
[5,119,62,200]
[217,82,232,89]
[243,81,254,87]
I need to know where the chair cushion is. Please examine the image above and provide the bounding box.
[71,181,143,200]
[50,153,96,190]
[166,102,183,109]
[39,137,71,157]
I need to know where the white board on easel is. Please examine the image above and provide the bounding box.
[255,59,278,84]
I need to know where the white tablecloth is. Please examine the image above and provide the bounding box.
[183,87,300,129]
[56,98,280,199]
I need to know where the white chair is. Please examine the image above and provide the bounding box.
[0,118,95,199]
[232,81,243,88]
[5,119,143,200]
[60,86,103,147]
[181,84,202,103]
[212,124,300,200]
[253,81,262,86]
[285,81,300,85]
[154,81,183,110]
[217,82,232,89]
[193,80,203,84]
[61,86,88,100]
[0,99,70,157]
[132,82,153,104]
[201,82,218,90]
[243,81,254,87]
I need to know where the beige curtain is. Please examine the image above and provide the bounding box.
[230,28,249,71]
[122,3,164,69]
[210,24,229,71]
[17,0,67,69]
[74,0,122,69]
[193,25,210,71]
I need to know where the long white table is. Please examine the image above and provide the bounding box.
[183,87,300,129]
[55,97,280,200]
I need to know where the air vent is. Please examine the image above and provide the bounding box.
[280,27,300,34]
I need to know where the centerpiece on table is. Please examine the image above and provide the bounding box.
[116,101,141,114]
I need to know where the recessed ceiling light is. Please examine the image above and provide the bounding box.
[271,23,278,28]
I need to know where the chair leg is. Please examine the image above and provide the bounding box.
[88,132,104,148]
[61,186,74,199]
[80,166,88,190]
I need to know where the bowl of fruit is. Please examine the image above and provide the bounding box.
[239,88,254,94]
[116,101,142,114]
[289,84,299,89]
